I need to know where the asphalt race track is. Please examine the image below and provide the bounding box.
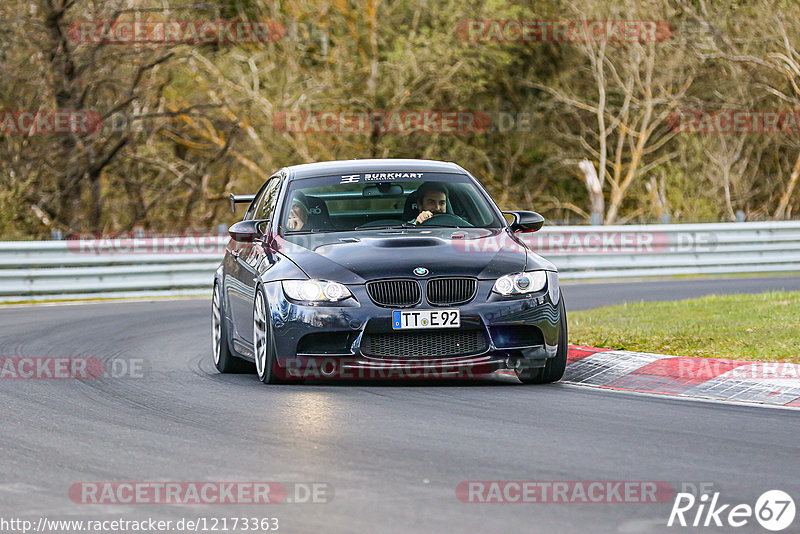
[1,277,799,533]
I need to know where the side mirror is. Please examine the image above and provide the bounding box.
[228,220,266,243]
[504,211,545,233]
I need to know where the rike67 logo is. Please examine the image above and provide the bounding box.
[668,490,795,531]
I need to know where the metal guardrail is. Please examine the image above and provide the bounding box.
[521,221,800,279]
[0,236,225,301]
[0,221,799,301]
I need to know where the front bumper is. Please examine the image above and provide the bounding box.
[260,278,561,380]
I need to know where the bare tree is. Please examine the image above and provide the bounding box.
[533,0,694,224]
[680,0,800,219]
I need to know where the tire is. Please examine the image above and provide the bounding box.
[516,294,568,384]
[253,286,302,384]
[212,282,253,373]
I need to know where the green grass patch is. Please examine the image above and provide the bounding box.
[569,290,800,363]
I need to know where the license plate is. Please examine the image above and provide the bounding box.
[392,309,460,330]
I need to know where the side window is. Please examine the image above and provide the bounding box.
[244,176,280,221]
[253,177,282,221]
[244,182,267,221]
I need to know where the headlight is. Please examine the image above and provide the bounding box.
[282,280,352,302]
[492,271,547,296]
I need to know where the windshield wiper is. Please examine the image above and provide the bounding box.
[354,223,415,230]
[284,228,335,235]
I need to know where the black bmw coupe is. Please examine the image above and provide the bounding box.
[212,159,567,384]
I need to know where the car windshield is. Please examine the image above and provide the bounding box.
[279,172,503,234]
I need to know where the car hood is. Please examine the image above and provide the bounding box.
[275,228,555,284]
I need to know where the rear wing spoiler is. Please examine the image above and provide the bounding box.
[230,194,256,213]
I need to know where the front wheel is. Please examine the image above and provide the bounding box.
[516,294,568,384]
[253,286,302,384]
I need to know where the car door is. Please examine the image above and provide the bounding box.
[229,174,284,346]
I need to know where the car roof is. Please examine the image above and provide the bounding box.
[282,159,466,180]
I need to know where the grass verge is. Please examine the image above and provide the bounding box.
[569,290,800,363]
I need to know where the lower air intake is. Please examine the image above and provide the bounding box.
[360,329,488,358]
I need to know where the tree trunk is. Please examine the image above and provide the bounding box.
[579,159,604,224]
[775,152,800,219]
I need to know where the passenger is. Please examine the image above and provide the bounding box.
[285,197,309,231]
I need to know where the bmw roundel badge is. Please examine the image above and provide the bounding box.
[413,267,429,276]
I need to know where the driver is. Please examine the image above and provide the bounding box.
[410,182,448,224]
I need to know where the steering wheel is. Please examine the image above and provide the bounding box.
[419,213,473,227]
